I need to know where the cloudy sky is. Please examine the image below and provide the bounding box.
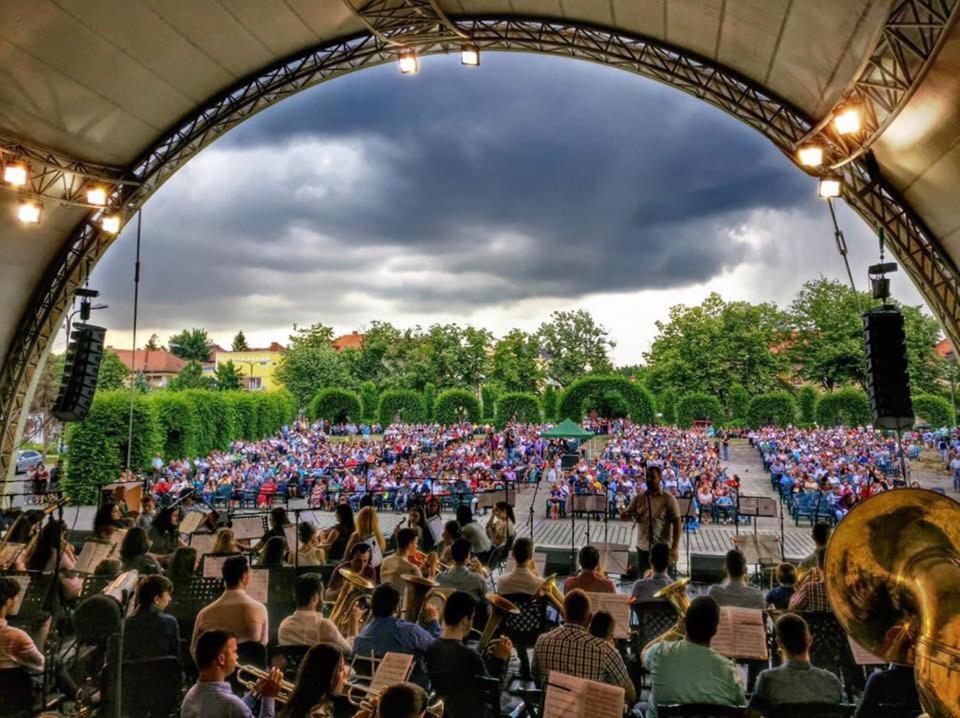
[86,52,926,364]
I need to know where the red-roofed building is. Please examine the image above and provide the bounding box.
[936,337,955,361]
[332,333,364,352]
[110,348,186,388]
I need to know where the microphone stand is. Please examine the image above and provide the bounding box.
[682,496,694,578]
[528,473,542,540]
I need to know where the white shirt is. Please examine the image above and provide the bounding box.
[0,618,44,672]
[190,588,268,657]
[277,609,352,654]
[380,553,420,593]
[496,566,542,595]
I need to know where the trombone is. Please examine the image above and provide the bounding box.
[237,665,295,703]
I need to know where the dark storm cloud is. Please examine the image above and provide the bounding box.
[91,52,812,331]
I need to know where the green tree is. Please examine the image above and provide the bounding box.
[816,388,871,427]
[359,381,378,422]
[495,392,542,426]
[214,360,243,391]
[726,384,748,422]
[675,393,724,428]
[542,385,559,422]
[168,328,214,362]
[275,323,351,408]
[797,386,818,424]
[536,310,614,387]
[168,361,214,390]
[144,333,164,351]
[95,350,131,391]
[231,330,250,352]
[489,329,544,393]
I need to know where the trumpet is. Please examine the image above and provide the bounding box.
[236,665,295,703]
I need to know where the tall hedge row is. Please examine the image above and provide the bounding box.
[433,389,481,425]
[481,385,498,420]
[816,388,871,427]
[183,389,235,455]
[542,385,558,423]
[360,381,378,422]
[496,392,542,426]
[675,393,725,428]
[558,375,655,424]
[147,392,199,462]
[747,391,797,427]
[309,388,362,423]
[797,386,819,425]
[377,389,427,425]
[912,393,954,428]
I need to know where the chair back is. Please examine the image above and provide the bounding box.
[73,593,123,645]
[0,666,35,717]
[501,593,548,644]
[427,671,500,718]
[269,644,310,675]
[657,704,746,718]
[762,703,854,718]
[120,656,182,717]
[631,600,678,649]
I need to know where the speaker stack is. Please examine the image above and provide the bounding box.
[862,307,914,430]
[52,323,106,422]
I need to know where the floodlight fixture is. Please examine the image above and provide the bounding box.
[832,103,862,135]
[797,144,824,168]
[398,49,419,75]
[86,185,108,206]
[101,213,121,234]
[17,198,42,224]
[818,174,843,199]
[3,161,28,187]
[460,44,480,66]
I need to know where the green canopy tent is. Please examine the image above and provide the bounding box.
[540,418,596,440]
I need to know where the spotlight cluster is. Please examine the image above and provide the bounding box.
[797,102,865,200]
[397,44,480,75]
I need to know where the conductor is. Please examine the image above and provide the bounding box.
[620,465,681,576]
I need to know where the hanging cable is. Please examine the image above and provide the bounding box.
[826,197,863,314]
[125,210,143,470]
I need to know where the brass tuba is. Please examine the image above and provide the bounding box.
[328,568,374,636]
[478,592,520,648]
[401,574,451,624]
[637,577,690,655]
[533,574,565,613]
[824,488,960,718]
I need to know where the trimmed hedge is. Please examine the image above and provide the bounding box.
[433,388,481,425]
[183,390,235,455]
[658,389,677,425]
[378,389,427,425]
[309,388,362,423]
[726,385,748,422]
[747,391,797,427]
[148,392,199,462]
[64,391,162,504]
[423,383,437,422]
[542,385,558,423]
[360,382,378,422]
[797,386,818,424]
[496,392,542,426]
[558,375,655,424]
[481,385,498,420]
[912,393,954,428]
[225,391,258,440]
[816,388,871,427]
[676,393,725,428]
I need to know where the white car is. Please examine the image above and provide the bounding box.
[15,449,43,474]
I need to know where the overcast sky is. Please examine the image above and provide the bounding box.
[85,52,927,364]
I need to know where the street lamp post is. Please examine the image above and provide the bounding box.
[234,358,269,390]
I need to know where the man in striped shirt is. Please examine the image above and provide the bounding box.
[0,576,44,672]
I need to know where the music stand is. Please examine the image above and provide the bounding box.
[676,497,694,577]
[735,497,781,566]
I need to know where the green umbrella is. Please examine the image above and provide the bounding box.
[540,418,596,439]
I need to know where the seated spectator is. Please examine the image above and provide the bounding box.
[642,596,744,717]
[563,545,616,594]
[789,549,831,612]
[630,542,673,603]
[277,573,353,653]
[748,613,842,715]
[495,538,541,595]
[436,538,487,601]
[190,555,268,657]
[707,549,765,609]
[381,528,422,592]
[325,544,376,601]
[123,575,180,660]
[764,563,797,609]
[532,589,635,705]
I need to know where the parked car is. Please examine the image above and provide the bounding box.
[15,449,42,474]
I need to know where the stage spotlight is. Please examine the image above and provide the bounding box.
[461,44,480,66]
[398,49,419,74]
[3,161,28,187]
[17,198,42,224]
[797,144,824,168]
[818,174,842,199]
[101,213,121,234]
[86,185,108,206]
[832,104,862,135]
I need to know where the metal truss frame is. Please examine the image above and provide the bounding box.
[2,11,959,474]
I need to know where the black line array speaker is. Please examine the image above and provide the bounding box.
[862,307,914,430]
[52,323,106,422]
[560,453,579,470]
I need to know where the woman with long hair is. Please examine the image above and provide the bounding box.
[211,527,241,555]
[260,507,290,546]
[320,504,354,562]
[148,506,185,556]
[27,520,82,600]
[166,547,198,587]
[485,501,516,549]
[344,506,385,568]
[92,502,123,541]
[296,522,326,566]
[257,535,287,567]
[278,643,348,718]
[455,504,491,562]
[119,526,162,575]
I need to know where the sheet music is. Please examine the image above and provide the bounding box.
[202,554,229,579]
[75,539,115,574]
[179,512,207,534]
[848,636,887,666]
[711,607,768,660]
[586,592,631,639]
[594,542,631,575]
[189,533,216,557]
[246,568,270,603]
[231,516,264,541]
[426,515,444,545]
[369,652,414,692]
[8,574,31,616]
[283,524,297,550]
[584,678,626,718]
[109,529,127,556]
[0,542,25,568]
[543,671,624,718]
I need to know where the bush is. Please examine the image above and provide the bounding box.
[726,384,748,422]
[816,388,871,427]
[675,393,724,428]
[496,392,542,426]
[558,375,655,424]
[481,385,499,420]
[542,385,558,422]
[254,392,283,437]
[378,389,427,425]
[423,383,437,422]
[912,393,954,428]
[63,391,162,504]
[658,389,677,425]
[308,388,363,423]
[276,388,299,425]
[148,392,199,462]
[433,388,481,425]
[360,382,378,422]
[797,386,818,424]
[747,391,797,427]
[183,390,235,455]
[224,392,258,440]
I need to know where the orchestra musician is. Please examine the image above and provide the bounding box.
[122,575,180,660]
[0,576,44,673]
[707,550,765,609]
[277,573,354,653]
[167,547,200,589]
[119,526,163,576]
[435,538,486,601]
[434,520,461,567]
[344,507,386,569]
[320,505,355,563]
[484,502,515,550]
[563,545,615,594]
[27,519,81,601]
[257,536,288,568]
[92,502,123,541]
[620,465,682,575]
[455,506,491,563]
[630,542,672,603]
[276,642,350,718]
[190,555,268,657]
[212,527,243,555]
[135,493,157,529]
[149,506,188,557]
[324,544,375,602]
[381,528,424,592]
[295,522,326,566]
[259,507,291,548]
[495,538,540,595]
